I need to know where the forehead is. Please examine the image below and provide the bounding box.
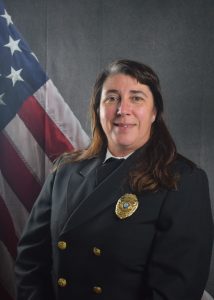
[102,73,152,95]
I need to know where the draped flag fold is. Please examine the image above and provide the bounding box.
[0,1,90,298]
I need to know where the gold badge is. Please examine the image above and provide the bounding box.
[115,193,139,219]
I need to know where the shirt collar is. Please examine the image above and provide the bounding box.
[103,149,133,163]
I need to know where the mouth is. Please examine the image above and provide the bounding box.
[113,122,135,128]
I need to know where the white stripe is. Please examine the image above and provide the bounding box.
[35,79,90,149]
[0,241,15,299]
[4,114,52,183]
[0,171,29,238]
[202,291,214,300]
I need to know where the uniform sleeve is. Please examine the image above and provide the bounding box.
[146,168,214,300]
[15,172,56,300]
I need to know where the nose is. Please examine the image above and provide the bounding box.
[117,99,131,116]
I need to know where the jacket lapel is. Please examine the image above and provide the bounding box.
[60,150,141,235]
[66,156,102,216]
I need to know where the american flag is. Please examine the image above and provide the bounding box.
[0,2,90,299]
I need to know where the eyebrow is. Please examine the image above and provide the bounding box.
[104,89,119,94]
[104,89,148,98]
[129,90,148,98]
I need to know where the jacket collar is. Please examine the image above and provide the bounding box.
[79,155,103,177]
[60,146,146,235]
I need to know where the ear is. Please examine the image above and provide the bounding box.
[151,111,157,123]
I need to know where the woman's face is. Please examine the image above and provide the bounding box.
[99,73,156,156]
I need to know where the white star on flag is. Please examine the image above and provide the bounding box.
[0,9,13,26]
[0,93,6,105]
[6,67,24,86]
[4,36,21,55]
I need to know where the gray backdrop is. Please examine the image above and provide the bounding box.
[4,0,214,296]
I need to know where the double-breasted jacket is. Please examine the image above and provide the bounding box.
[15,150,214,300]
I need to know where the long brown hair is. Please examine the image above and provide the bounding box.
[57,59,184,191]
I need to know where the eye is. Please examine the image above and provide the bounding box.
[104,94,120,103]
[131,96,144,102]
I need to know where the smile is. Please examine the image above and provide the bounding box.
[114,123,135,128]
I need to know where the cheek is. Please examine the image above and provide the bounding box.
[137,108,156,126]
[99,106,115,123]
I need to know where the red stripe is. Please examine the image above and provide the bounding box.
[18,95,74,161]
[0,194,18,258]
[0,132,41,211]
[0,283,13,300]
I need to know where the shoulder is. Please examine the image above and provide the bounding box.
[53,157,95,176]
[40,158,97,196]
[170,154,209,195]
[52,155,102,181]
[172,154,207,178]
[158,156,211,227]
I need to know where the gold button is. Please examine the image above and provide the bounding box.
[57,241,67,250]
[93,247,101,256]
[93,286,102,294]
[58,278,67,287]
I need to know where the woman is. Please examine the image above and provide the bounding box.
[15,59,213,300]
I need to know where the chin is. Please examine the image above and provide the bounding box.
[117,139,136,147]
[115,143,136,152]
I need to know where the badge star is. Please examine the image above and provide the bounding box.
[0,9,13,26]
[6,67,24,86]
[0,93,6,105]
[4,36,21,55]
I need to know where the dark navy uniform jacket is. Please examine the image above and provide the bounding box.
[15,149,213,300]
